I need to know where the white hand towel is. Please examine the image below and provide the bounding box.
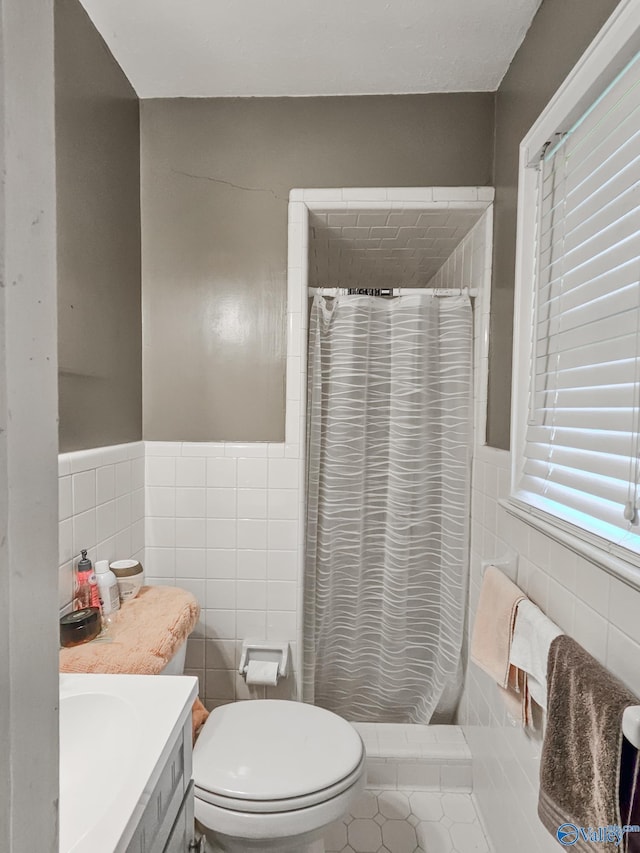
[509,599,562,710]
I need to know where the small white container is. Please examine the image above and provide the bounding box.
[95,560,120,615]
[110,559,144,602]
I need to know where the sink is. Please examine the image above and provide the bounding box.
[59,672,197,853]
[59,692,137,853]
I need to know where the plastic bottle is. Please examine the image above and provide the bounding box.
[95,559,120,616]
[75,549,100,611]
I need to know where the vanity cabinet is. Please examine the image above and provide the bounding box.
[125,717,198,853]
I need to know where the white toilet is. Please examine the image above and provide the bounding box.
[161,641,366,853]
[193,699,366,853]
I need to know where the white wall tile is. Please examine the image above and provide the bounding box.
[59,475,72,522]
[72,469,96,516]
[206,548,237,579]
[176,517,206,548]
[207,518,237,549]
[237,519,268,549]
[268,489,299,519]
[205,608,236,640]
[237,580,267,610]
[146,455,176,486]
[268,519,298,550]
[207,579,236,610]
[146,547,175,578]
[115,461,132,497]
[175,547,206,578]
[207,487,237,518]
[73,509,96,555]
[236,609,267,639]
[175,487,206,518]
[146,516,175,548]
[237,550,267,579]
[237,489,268,519]
[96,500,116,543]
[96,465,116,505]
[147,486,176,517]
[267,580,297,611]
[237,458,268,488]
[267,549,298,581]
[115,494,132,532]
[207,457,236,488]
[176,457,206,487]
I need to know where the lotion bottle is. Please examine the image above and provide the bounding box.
[95,559,120,616]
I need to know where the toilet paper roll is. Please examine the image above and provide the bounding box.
[245,660,279,686]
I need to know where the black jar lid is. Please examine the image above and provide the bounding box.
[60,607,101,647]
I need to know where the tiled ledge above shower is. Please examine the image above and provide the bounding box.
[353,723,472,792]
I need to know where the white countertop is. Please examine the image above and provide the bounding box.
[59,672,198,853]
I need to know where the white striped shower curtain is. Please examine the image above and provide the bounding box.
[303,293,472,723]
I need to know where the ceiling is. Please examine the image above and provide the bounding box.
[79,0,542,99]
[309,207,483,289]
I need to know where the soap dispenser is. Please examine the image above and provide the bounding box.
[75,549,100,611]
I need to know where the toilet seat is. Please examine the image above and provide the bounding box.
[193,700,365,813]
[195,752,366,813]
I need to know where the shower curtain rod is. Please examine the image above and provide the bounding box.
[308,286,478,297]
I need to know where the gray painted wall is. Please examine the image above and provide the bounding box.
[0,0,59,850]
[486,0,620,449]
[141,95,494,441]
[56,0,142,452]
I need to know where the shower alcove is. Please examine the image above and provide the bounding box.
[287,188,494,761]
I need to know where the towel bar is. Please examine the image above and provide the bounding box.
[623,706,640,750]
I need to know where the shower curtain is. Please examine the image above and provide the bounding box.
[303,292,472,724]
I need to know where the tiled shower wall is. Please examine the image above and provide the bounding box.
[58,441,145,610]
[144,441,303,709]
[459,445,640,853]
[427,211,492,445]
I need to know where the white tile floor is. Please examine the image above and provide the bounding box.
[324,789,490,853]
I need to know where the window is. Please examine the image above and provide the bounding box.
[510,0,640,573]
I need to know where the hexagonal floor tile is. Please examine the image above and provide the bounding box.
[378,791,411,820]
[441,794,477,824]
[409,791,444,822]
[324,819,348,852]
[381,819,418,853]
[416,820,454,853]
[350,790,380,819]
[348,818,383,853]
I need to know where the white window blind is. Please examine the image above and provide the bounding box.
[515,49,640,556]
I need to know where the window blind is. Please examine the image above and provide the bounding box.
[516,49,640,555]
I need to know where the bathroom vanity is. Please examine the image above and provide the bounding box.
[59,673,198,853]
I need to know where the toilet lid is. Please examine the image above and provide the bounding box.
[193,700,364,802]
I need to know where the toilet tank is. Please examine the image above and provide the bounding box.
[159,641,188,675]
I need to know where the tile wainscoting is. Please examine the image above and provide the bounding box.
[459,445,640,853]
[144,440,304,709]
[58,441,145,611]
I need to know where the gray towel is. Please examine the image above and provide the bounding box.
[539,635,640,853]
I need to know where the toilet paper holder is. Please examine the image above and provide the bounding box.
[239,638,290,681]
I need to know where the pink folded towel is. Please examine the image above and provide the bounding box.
[470,565,526,689]
[60,585,207,742]
[60,585,199,674]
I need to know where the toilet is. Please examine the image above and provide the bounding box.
[193,699,366,853]
[62,585,362,851]
[163,640,365,853]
